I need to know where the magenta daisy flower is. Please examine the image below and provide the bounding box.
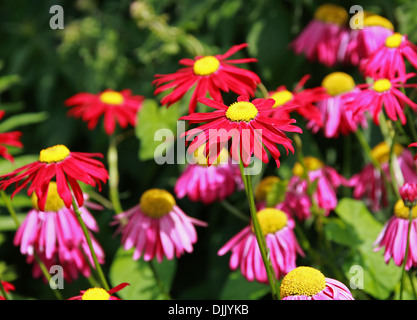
[174,146,243,204]
[112,188,207,262]
[308,72,368,138]
[267,74,327,129]
[65,89,144,135]
[0,110,23,162]
[399,182,417,206]
[374,199,417,270]
[290,4,349,67]
[348,142,417,211]
[218,207,304,283]
[362,33,417,79]
[180,95,302,168]
[14,182,105,282]
[0,144,108,211]
[153,43,261,114]
[347,73,417,125]
[280,266,354,300]
[68,282,130,300]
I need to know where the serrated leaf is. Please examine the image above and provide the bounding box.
[135,99,179,161]
[109,247,176,300]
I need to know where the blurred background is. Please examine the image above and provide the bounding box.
[0,0,416,300]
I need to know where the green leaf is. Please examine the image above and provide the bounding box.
[135,99,179,162]
[109,247,176,300]
[0,112,48,133]
[0,214,27,231]
[334,198,402,299]
[220,271,269,300]
[0,155,39,175]
[0,74,20,94]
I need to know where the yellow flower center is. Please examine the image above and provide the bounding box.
[225,101,258,122]
[313,4,348,26]
[31,182,65,212]
[39,145,70,164]
[255,176,280,202]
[139,189,176,218]
[193,56,220,76]
[81,288,110,300]
[321,72,356,96]
[280,266,327,298]
[270,90,294,108]
[394,199,417,219]
[371,142,404,165]
[99,91,124,105]
[252,208,288,236]
[193,145,229,166]
[385,33,403,48]
[373,79,392,93]
[363,15,394,30]
[292,156,324,177]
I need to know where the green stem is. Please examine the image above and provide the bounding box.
[0,280,10,300]
[257,82,270,99]
[220,200,249,222]
[238,159,279,300]
[72,197,110,291]
[400,206,414,300]
[408,271,417,300]
[388,129,401,201]
[1,190,63,300]
[108,135,124,215]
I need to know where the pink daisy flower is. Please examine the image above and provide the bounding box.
[285,156,349,220]
[217,207,304,283]
[0,110,23,162]
[399,182,417,206]
[267,74,327,129]
[153,43,261,114]
[68,282,130,300]
[14,182,105,282]
[280,266,354,300]
[348,142,417,211]
[308,72,368,138]
[174,146,243,204]
[113,188,207,262]
[374,199,417,270]
[362,33,417,79]
[347,73,417,125]
[290,4,349,67]
[65,89,144,136]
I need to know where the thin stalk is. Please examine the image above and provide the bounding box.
[400,206,414,300]
[238,159,279,300]
[108,135,123,215]
[408,271,417,300]
[257,82,270,99]
[388,130,401,201]
[220,200,249,222]
[72,197,110,291]
[1,190,20,226]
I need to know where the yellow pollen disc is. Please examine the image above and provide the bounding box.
[139,189,176,218]
[313,4,348,26]
[321,72,356,96]
[292,156,324,177]
[280,266,327,298]
[371,142,404,165]
[81,288,110,300]
[270,90,293,108]
[394,199,417,220]
[39,145,70,164]
[225,101,258,122]
[31,182,65,212]
[99,91,124,105]
[363,15,394,30]
[193,56,220,76]
[373,79,392,93]
[252,208,288,236]
[193,145,229,166]
[385,33,403,48]
[255,176,280,202]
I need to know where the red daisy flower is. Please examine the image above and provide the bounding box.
[179,95,302,168]
[362,33,417,79]
[65,89,144,135]
[0,281,15,300]
[0,110,23,162]
[347,73,417,125]
[0,144,108,211]
[152,43,261,114]
[68,282,130,300]
[268,74,327,128]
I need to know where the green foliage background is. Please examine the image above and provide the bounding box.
[1,0,417,300]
